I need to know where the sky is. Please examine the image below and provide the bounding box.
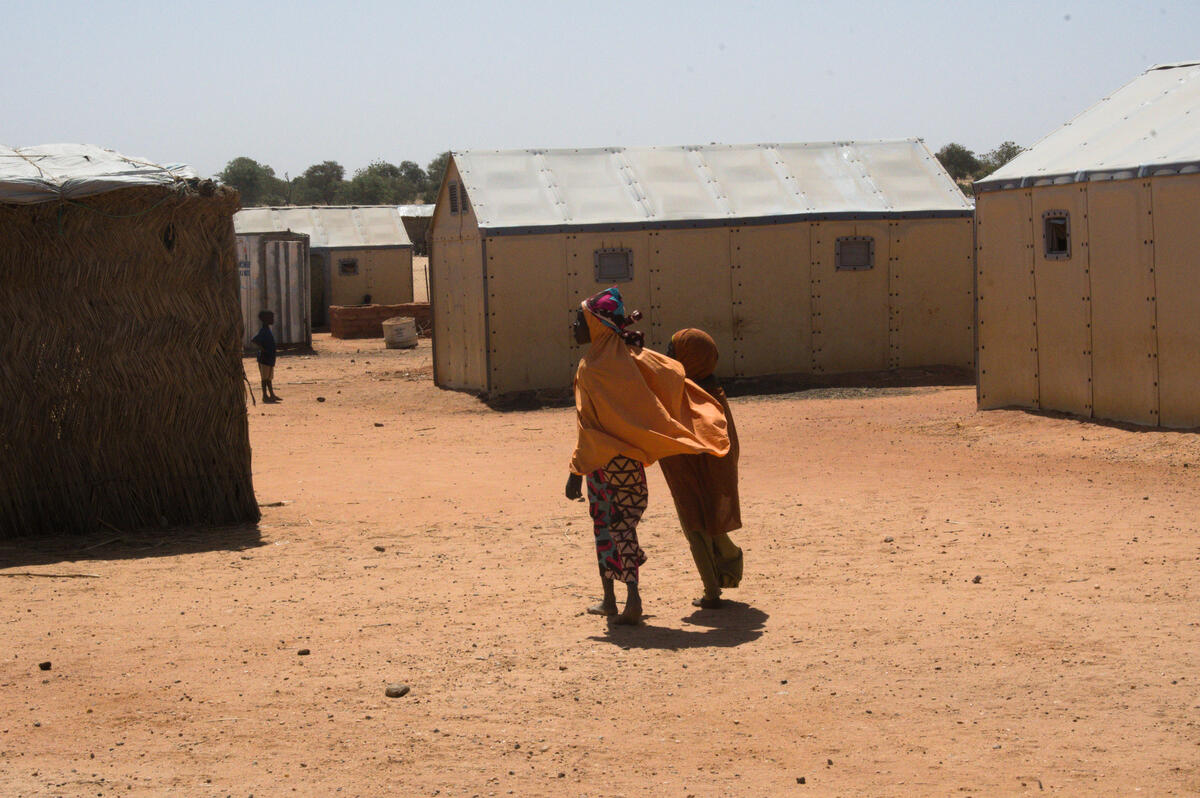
[2,0,1197,179]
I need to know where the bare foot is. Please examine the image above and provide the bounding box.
[692,596,724,609]
[587,601,617,616]
[613,595,643,625]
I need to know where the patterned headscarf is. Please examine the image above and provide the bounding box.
[583,286,644,347]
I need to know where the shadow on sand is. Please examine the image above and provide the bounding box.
[0,523,265,570]
[588,601,767,650]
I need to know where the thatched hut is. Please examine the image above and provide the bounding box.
[0,144,258,536]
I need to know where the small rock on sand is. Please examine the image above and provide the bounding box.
[972,575,982,584]
[297,649,311,656]
[38,661,51,671]
[316,397,326,402]
[883,536,894,543]
[385,683,410,698]
[374,545,386,552]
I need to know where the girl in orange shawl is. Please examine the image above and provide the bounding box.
[566,288,730,624]
[660,329,744,609]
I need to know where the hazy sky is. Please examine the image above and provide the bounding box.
[3,0,1197,179]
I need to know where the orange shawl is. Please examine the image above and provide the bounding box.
[570,310,730,475]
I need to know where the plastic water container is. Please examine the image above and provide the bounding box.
[382,317,418,349]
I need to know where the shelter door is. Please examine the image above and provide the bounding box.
[310,254,328,329]
[648,228,734,376]
[810,221,890,374]
[1087,181,1158,425]
[1031,186,1092,416]
[976,190,1037,409]
[729,224,811,376]
[1151,175,1200,427]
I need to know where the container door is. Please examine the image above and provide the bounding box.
[1031,185,1092,417]
[729,224,811,377]
[976,189,1038,410]
[1087,181,1158,425]
[1151,175,1200,427]
[810,221,890,374]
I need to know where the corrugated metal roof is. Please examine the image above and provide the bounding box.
[0,143,196,204]
[396,203,434,217]
[234,206,412,248]
[977,61,1200,192]
[451,139,970,230]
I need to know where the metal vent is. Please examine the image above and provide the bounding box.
[449,183,459,214]
[593,248,634,282]
[835,236,874,271]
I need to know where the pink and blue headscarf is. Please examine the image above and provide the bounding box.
[584,286,644,347]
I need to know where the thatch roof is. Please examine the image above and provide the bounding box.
[0,146,257,536]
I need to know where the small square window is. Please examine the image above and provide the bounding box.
[1043,211,1070,259]
[835,236,874,271]
[338,258,359,276]
[594,248,633,282]
[448,182,459,214]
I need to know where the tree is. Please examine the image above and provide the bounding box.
[935,143,982,183]
[293,161,346,205]
[216,157,288,206]
[421,151,451,203]
[978,141,1024,177]
[343,160,428,205]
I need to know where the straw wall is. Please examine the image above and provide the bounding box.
[0,184,259,536]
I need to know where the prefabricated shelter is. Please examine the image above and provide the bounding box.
[397,203,434,255]
[235,231,311,350]
[0,144,258,536]
[234,206,413,328]
[429,140,975,396]
[975,61,1200,427]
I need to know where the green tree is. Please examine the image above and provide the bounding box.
[216,157,288,206]
[935,143,982,183]
[421,151,451,203]
[344,160,429,205]
[294,161,346,205]
[978,141,1024,178]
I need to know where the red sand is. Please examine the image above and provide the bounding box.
[3,334,1198,796]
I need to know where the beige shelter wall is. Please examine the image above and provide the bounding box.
[1150,174,1200,428]
[977,175,1200,427]
[976,189,1038,410]
[566,231,654,370]
[890,218,975,369]
[1087,181,1159,426]
[327,248,414,307]
[431,160,487,391]
[470,214,974,395]
[485,235,570,394]
[730,224,812,376]
[649,228,735,376]
[1031,185,1092,416]
[810,221,890,373]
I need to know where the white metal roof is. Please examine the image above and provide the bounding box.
[977,61,1200,192]
[450,139,970,230]
[234,206,412,248]
[396,203,434,217]
[0,143,196,204]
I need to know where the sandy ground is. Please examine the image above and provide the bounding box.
[3,334,1199,797]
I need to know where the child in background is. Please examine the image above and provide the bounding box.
[251,310,280,404]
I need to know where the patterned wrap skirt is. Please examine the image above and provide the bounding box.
[586,455,649,584]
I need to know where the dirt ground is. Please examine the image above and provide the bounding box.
[3,334,1199,797]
